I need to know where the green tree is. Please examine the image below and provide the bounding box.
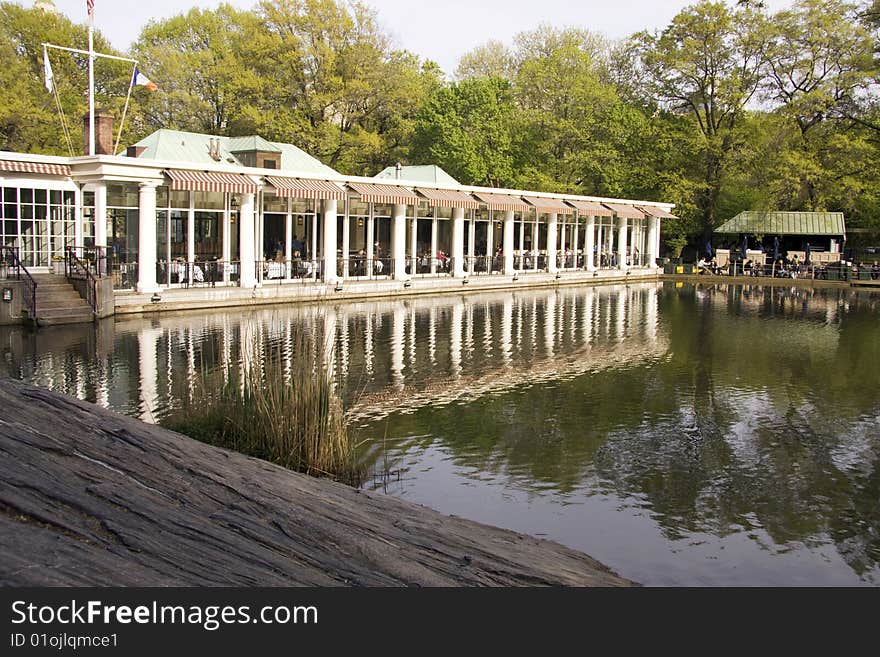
[412,77,516,186]
[635,1,770,238]
[0,2,129,154]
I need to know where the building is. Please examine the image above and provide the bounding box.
[1,126,675,302]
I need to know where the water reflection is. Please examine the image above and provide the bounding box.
[1,281,878,585]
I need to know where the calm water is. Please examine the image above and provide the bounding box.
[2,281,879,586]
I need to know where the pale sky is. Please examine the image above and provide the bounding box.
[40,0,796,76]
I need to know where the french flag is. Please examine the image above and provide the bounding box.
[132,67,158,91]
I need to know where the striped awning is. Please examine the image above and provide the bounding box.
[472,192,531,212]
[265,176,346,200]
[567,200,612,216]
[0,159,71,177]
[523,196,574,215]
[347,182,419,205]
[415,187,479,209]
[602,203,646,219]
[166,169,259,194]
[638,205,678,219]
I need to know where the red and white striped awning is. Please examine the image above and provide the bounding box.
[523,196,574,215]
[638,205,678,219]
[602,203,646,219]
[472,192,531,212]
[0,159,71,177]
[166,169,259,194]
[567,200,612,216]
[265,176,346,200]
[347,182,419,205]
[415,187,479,209]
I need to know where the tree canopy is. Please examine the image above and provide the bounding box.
[1,0,878,250]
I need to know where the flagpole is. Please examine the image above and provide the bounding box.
[114,65,136,155]
[88,3,95,156]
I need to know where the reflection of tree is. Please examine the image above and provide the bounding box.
[359,283,880,578]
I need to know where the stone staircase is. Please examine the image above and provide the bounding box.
[31,274,94,326]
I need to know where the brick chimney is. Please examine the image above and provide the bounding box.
[83,111,114,155]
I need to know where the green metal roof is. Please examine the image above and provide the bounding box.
[374,164,460,185]
[126,129,339,177]
[228,135,281,153]
[714,211,846,236]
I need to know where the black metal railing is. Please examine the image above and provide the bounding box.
[66,246,108,279]
[1,246,36,321]
[404,256,454,277]
[257,258,319,284]
[66,246,97,316]
[111,261,139,290]
[339,256,393,280]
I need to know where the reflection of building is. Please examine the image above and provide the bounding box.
[1,124,674,296]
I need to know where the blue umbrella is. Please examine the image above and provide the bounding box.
[773,236,780,262]
[805,243,811,266]
[705,239,713,259]
[741,235,748,260]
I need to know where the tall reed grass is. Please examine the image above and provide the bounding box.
[162,323,363,486]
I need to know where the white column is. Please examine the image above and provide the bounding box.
[518,218,525,271]
[650,216,661,268]
[392,203,407,280]
[485,215,494,270]
[311,213,318,278]
[322,198,337,284]
[452,207,465,277]
[284,197,292,279]
[532,214,539,271]
[366,212,374,277]
[93,181,107,248]
[503,210,515,275]
[238,193,256,287]
[430,213,438,274]
[136,181,159,294]
[467,212,476,274]
[341,200,350,278]
[186,193,195,285]
[617,216,628,271]
[409,214,418,275]
[547,213,559,273]
[74,188,84,248]
[585,215,596,272]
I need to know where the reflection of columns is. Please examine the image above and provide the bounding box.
[94,182,107,248]
[503,210,515,274]
[452,207,465,277]
[583,288,594,347]
[137,181,159,294]
[617,216,628,271]
[544,292,556,358]
[364,308,374,375]
[501,296,513,367]
[645,288,658,344]
[408,304,417,376]
[393,204,407,280]
[138,327,160,423]
[428,305,437,365]
[322,199,338,284]
[238,193,256,287]
[450,301,463,379]
[391,304,405,389]
[547,213,559,274]
[322,310,337,381]
[615,287,626,338]
[339,310,349,382]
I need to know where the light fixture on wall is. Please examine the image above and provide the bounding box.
[357,218,364,227]
[2,288,12,302]
[297,215,304,225]
[230,196,239,210]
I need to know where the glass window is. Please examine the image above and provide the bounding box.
[192,191,224,210]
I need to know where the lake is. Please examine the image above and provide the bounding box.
[2,281,878,585]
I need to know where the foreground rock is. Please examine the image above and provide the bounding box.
[0,379,632,586]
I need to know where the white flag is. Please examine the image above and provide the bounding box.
[43,48,54,93]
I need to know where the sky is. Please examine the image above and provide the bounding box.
[39,0,796,76]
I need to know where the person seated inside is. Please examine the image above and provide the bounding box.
[373,253,384,274]
[437,249,448,270]
[697,256,709,273]
[872,260,880,280]
[743,258,753,275]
